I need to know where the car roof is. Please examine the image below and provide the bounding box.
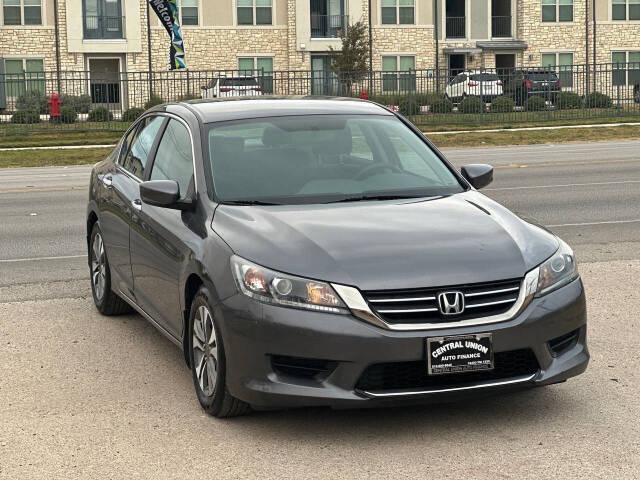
[168,96,394,123]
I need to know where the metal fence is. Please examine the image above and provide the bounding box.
[1,63,640,135]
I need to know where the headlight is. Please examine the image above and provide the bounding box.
[230,255,349,314]
[535,240,579,296]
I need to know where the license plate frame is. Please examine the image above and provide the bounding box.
[426,333,494,375]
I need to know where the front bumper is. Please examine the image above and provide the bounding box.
[215,277,588,409]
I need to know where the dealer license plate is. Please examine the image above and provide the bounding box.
[427,334,494,375]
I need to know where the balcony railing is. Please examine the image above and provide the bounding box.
[83,15,124,39]
[445,16,465,39]
[492,15,512,37]
[310,14,348,38]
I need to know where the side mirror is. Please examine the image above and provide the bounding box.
[461,164,493,190]
[140,180,193,210]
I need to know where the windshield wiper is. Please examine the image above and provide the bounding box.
[222,200,281,206]
[327,194,427,203]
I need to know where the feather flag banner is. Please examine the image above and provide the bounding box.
[149,0,186,70]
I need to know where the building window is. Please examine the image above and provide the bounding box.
[612,0,640,20]
[541,52,573,87]
[382,55,415,92]
[3,58,44,98]
[179,0,198,25]
[2,0,41,25]
[541,0,573,22]
[238,57,274,93]
[237,0,272,25]
[381,0,414,25]
[83,0,124,39]
[612,51,640,86]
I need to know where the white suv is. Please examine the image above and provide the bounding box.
[201,76,263,99]
[445,71,503,103]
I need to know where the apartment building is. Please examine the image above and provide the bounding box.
[0,0,639,100]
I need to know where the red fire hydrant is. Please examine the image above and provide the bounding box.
[48,93,61,123]
[360,89,368,100]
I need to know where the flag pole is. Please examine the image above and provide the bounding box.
[146,1,154,98]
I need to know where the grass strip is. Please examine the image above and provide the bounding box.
[1,125,639,168]
[0,147,113,169]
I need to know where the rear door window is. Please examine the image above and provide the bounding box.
[120,116,165,179]
[150,119,195,198]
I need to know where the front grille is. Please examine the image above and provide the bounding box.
[362,278,522,325]
[355,349,539,392]
[271,355,337,380]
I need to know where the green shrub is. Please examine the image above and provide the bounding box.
[60,94,92,114]
[16,90,48,114]
[489,96,515,113]
[458,96,484,114]
[556,91,584,109]
[584,92,612,109]
[88,107,114,122]
[414,92,445,108]
[59,105,77,123]
[122,107,145,122]
[398,97,421,116]
[524,96,547,111]
[11,110,41,124]
[430,97,453,113]
[178,93,200,101]
[143,94,165,110]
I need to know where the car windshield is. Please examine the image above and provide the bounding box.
[206,114,465,204]
[221,77,259,86]
[470,73,500,81]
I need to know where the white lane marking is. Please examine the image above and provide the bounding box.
[486,180,640,191]
[0,254,86,263]
[547,219,640,228]
[0,144,116,151]
[425,122,640,135]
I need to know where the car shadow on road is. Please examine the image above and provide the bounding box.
[113,306,588,439]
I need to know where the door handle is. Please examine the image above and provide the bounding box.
[102,174,113,188]
[131,199,142,211]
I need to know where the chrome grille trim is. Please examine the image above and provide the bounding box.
[332,268,540,331]
[464,286,519,297]
[369,296,436,303]
[377,307,439,314]
[465,297,518,309]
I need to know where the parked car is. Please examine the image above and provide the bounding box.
[445,71,503,103]
[503,69,562,105]
[201,76,263,99]
[87,97,588,417]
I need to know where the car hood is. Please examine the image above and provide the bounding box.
[211,191,558,291]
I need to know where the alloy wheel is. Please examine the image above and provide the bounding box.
[91,232,106,301]
[192,305,218,397]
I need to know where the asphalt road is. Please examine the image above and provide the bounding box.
[1,140,639,302]
[1,140,639,478]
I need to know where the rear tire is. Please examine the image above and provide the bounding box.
[89,222,131,315]
[189,288,251,418]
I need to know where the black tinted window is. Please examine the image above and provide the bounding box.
[470,73,499,81]
[121,116,164,178]
[525,72,559,81]
[150,119,194,198]
[221,77,258,86]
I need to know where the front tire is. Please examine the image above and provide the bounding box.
[89,222,131,315]
[189,288,251,418]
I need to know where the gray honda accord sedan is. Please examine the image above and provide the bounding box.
[87,97,588,417]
